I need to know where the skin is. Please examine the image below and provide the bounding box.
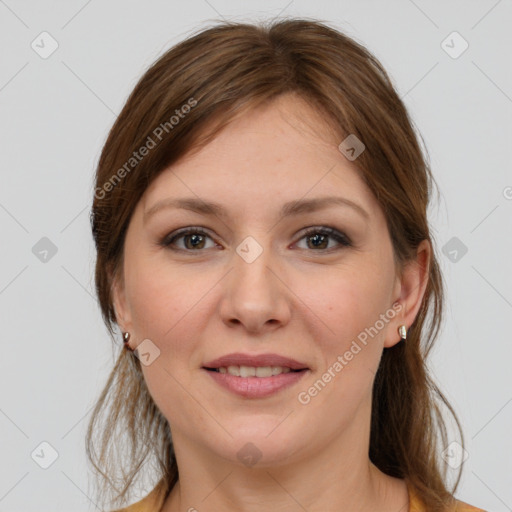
[112,92,430,512]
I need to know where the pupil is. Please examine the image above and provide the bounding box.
[309,234,327,249]
[187,234,204,249]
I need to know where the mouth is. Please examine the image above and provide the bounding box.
[203,366,306,377]
[202,352,309,372]
[201,353,310,398]
[202,366,309,398]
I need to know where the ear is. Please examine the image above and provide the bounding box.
[111,267,132,334]
[384,239,431,348]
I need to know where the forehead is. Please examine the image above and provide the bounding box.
[140,94,379,222]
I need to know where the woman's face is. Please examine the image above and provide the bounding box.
[113,93,426,468]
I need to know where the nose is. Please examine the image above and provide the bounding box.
[218,243,292,334]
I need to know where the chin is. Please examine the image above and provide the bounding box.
[213,429,305,469]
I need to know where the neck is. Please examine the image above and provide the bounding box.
[161,414,409,512]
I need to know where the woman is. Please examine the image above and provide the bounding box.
[87,18,486,512]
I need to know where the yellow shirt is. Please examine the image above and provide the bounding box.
[114,479,487,511]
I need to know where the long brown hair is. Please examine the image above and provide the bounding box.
[87,18,464,511]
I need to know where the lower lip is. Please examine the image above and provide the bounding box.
[203,369,308,398]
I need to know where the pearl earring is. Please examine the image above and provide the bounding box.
[398,325,407,341]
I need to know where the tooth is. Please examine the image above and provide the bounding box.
[227,365,240,376]
[219,365,294,377]
[255,366,273,377]
[239,365,256,377]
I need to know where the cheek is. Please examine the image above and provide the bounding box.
[127,264,210,426]
[295,260,393,400]
[125,261,215,359]
[301,264,391,343]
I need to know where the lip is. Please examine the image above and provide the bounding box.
[203,368,309,398]
[202,352,309,371]
[202,352,310,399]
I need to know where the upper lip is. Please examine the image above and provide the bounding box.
[203,353,309,370]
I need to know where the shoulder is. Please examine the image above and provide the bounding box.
[453,497,487,511]
[108,479,168,512]
[408,482,486,512]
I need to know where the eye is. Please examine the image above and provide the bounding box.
[295,226,352,251]
[160,226,352,253]
[161,227,217,251]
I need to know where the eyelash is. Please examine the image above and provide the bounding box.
[160,226,352,253]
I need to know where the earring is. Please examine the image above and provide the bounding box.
[398,325,407,341]
[123,332,134,351]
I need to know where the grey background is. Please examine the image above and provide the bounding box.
[0,0,511,510]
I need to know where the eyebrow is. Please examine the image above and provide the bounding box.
[144,195,370,223]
